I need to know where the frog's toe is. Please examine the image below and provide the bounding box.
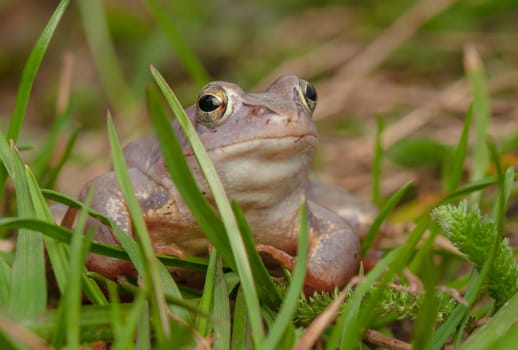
[305,226,360,293]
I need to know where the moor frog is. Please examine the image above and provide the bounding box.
[78,76,375,292]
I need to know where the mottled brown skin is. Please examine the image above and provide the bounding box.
[80,76,371,292]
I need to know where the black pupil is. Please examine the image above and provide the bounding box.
[199,94,221,112]
[305,83,317,102]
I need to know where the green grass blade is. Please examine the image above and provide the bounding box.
[262,205,308,350]
[0,215,207,272]
[155,261,190,321]
[7,145,46,318]
[326,249,399,349]
[441,176,497,203]
[57,189,95,348]
[145,86,233,265]
[0,258,10,307]
[144,0,210,86]
[411,244,440,349]
[197,249,217,337]
[459,290,518,350]
[231,201,281,308]
[231,287,253,350]
[76,0,132,112]
[151,66,264,346]
[464,45,490,203]
[21,304,131,342]
[446,104,472,193]
[31,103,73,180]
[136,300,151,350]
[372,117,384,206]
[212,255,231,350]
[106,115,170,340]
[0,0,70,199]
[6,0,70,142]
[44,127,79,189]
[111,291,147,350]
[361,181,412,258]
[23,166,71,296]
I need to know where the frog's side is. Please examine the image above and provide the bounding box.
[80,76,373,292]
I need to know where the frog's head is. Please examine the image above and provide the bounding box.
[184,75,318,204]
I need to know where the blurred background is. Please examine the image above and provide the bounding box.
[1,0,517,218]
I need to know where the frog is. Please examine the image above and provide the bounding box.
[76,75,376,293]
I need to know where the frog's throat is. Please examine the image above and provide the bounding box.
[208,135,316,210]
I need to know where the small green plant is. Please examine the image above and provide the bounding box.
[432,201,518,309]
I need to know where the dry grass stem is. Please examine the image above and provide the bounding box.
[363,328,412,350]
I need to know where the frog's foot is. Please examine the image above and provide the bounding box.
[256,243,295,270]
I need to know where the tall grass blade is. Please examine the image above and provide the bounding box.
[76,0,132,112]
[464,45,490,203]
[361,181,412,258]
[446,104,472,193]
[212,255,231,350]
[326,249,398,349]
[372,117,384,206]
[145,86,233,265]
[53,188,95,348]
[111,291,147,350]
[262,205,309,350]
[44,127,79,189]
[0,258,10,307]
[459,291,518,350]
[7,144,46,318]
[0,216,206,271]
[0,0,70,199]
[31,102,73,181]
[6,0,70,142]
[197,249,217,337]
[106,115,170,340]
[231,201,281,308]
[24,166,69,294]
[231,287,252,350]
[151,66,264,346]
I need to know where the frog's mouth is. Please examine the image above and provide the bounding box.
[208,134,317,159]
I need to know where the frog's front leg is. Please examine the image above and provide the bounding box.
[303,201,360,292]
[257,201,360,293]
[80,168,176,279]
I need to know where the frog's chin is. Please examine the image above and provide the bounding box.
[208,135,316,207]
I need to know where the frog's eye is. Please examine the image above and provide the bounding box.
[297,79,318,112]
[196,85,232,127]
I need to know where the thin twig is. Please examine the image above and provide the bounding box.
[0,316,51,350]
[363,329,412,350]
